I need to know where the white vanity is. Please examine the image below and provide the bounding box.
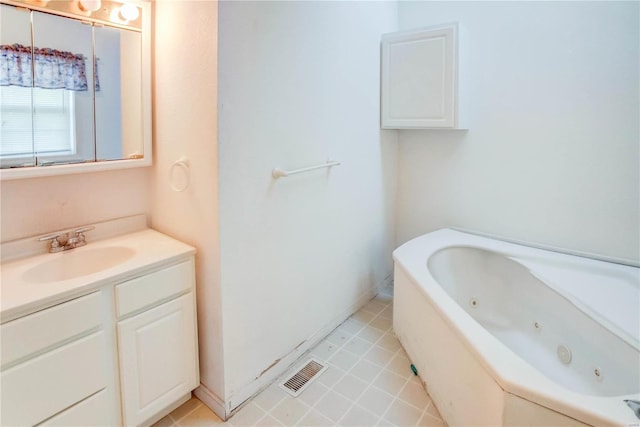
[1,1,196,423]
[0,216,199,426]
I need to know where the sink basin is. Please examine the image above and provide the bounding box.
[22,246,136,284]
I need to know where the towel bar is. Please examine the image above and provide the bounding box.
[272,160,340,179]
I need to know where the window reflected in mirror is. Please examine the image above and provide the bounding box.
[32,10,95,165]
[1,86,76,165]
[1,4,34,168]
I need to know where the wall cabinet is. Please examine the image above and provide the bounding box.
[0,257,198,427]
[381,23,468,129]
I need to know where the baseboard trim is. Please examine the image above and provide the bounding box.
[225,285,378,414]
[194,384,227,421]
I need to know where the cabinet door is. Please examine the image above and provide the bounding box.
[117,293,198,426]
[381,24,461,129]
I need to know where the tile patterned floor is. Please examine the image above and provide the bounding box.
[155,293,445,427]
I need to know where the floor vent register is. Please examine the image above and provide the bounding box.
[278,358,327,397]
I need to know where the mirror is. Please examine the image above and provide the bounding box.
[0,0,150,179]
[32,10,95,165]
[94,25,142,161]
[0,4,34,167]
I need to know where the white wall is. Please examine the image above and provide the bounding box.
[396,1,639,263]
[218,0,398,408]
[151,0,225,412]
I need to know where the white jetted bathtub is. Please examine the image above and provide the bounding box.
[393,229,640,426]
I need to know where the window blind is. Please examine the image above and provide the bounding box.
[0,85,75,159]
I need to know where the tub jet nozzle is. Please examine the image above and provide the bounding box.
[556,345,572,364]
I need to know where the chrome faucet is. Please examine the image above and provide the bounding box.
[37,226,95,253]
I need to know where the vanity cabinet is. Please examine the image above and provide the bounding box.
[0,246,198,427]
[0,291,118,426]
[381,23,468,129]
[116,260,199,426]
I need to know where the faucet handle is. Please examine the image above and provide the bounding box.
[73,226,95,235]
[37,232,65,242]
[37,232,66,252]
[36,226,94,252]
[72,226,94,247]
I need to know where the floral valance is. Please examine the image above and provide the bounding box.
[0,43,99,91]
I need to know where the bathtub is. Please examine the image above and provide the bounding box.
[393,229,640,426]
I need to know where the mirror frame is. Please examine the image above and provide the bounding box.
[0,0,151,180]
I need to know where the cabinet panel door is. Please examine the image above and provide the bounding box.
[117,293,198,426]
[381,25,456,129]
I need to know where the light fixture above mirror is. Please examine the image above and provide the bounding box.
[119,3,139,21]
[15,0,144,30]
[78,0,101,13]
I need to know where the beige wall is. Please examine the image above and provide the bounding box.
[151,0,224,409]
[0,168,150,242]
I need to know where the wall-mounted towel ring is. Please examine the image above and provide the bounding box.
[169,157,190,192]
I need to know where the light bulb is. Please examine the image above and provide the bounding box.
[119,3,139,21]
[78,0,101,12]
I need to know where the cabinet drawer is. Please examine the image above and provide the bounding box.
[40,389,114,426]
[1,292,102,367]
[116,259,194,318]
[1,331,108,426]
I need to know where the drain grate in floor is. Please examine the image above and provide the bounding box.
[278,358,327,397]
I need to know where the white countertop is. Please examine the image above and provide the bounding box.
[1,229,195,323]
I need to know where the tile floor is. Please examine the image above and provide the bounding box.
[155,293,445,427]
